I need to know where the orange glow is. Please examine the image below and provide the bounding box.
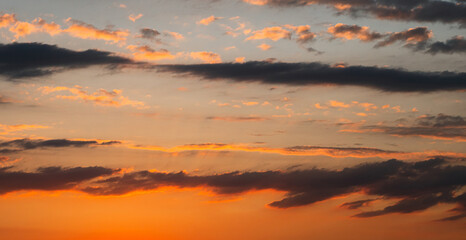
[190,51,222,63]
[64,18,128,43]
[40,86,147,109]
[126,142,466,160]
[257,43,271,50]
[197,15,222,25]
[128,45,177,61]
[246,26,291,41]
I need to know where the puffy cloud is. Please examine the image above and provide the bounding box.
[328,23,384,42]
[137,28,161,40]
[189,51,222,63]
[284,24,316,43]
[155,61,466,92]
[0,13,17,28]
[246,26,292,41]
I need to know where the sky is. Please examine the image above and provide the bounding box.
[0,0,465,239]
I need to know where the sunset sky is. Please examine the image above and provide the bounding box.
[0,0,465,239]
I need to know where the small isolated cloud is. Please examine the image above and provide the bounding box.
[246,26,291,41]
[129,13,143,22]
[137,28,160,40]
[40,85,147,109]
[197,15,223,25]
[190,51,222,63]
[164,31,184,40]
[327,23,384,42]
[257,43,271,50]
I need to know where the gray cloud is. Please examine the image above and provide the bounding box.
[156,61,466,92]
[0,42,134,80]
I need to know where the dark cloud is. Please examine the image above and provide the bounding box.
[0,42,133,80]
[0,166,115,194]
[0,138,121,154]
[362,114,466,141]
[340,199,377,209]
[1,158,464,220]
[426,36,466,55]
[155,61,466,92]
[80,158,465,220]
[247,0,466,26]
[138,28,161,42]
[374,27,432,48]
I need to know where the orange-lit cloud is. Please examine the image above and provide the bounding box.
[257,43,271,50]
[128,13,143,22]
[246,26,291,41]
[235,57,246,63]
[127,45,177,61]
[64,18,129,43]
[127,142,466,160]
[327,23,384,42]
[0,13,17,28]
[0,124,49,135]
[40,86,147,109]
[190,51,222,63]
[197,15,223,25]
[284,24,316,43]
[242,0,268,5]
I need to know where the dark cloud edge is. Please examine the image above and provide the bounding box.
[1,42,466,93]
[1,158,464,221]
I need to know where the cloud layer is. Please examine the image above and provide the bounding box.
[156,61,466,92]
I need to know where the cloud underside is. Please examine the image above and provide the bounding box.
[0,42,133,79]
[156,62,466,92]
[1,158,464,221]
[0,138,120,154]
[243,0,466,26]
[2,43,465,93]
